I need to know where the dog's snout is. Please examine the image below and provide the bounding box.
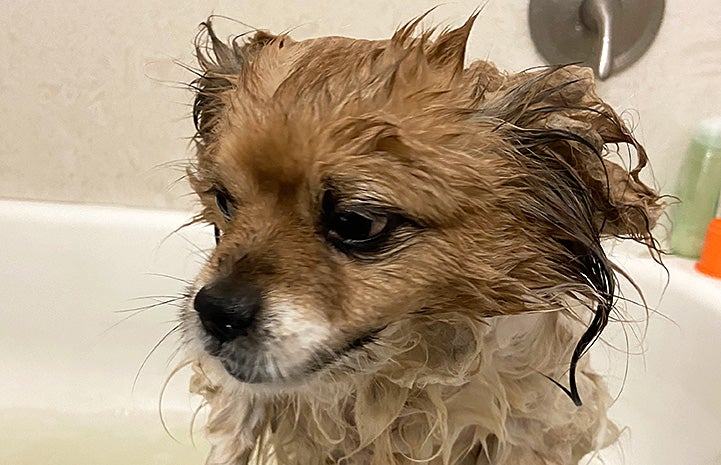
[193,278,262,343]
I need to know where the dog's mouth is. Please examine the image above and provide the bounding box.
[210,328,383,385]
[301,330,381,375]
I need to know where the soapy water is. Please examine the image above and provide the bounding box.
[0,409,210,465]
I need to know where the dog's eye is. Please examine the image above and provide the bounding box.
[215,191,233,220]
[321,190,402,253]
[331,211,389,241]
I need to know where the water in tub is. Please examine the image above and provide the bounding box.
[2,410,209,464]
[0,201,211,464]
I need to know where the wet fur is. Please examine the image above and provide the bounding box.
[180,14,662,465]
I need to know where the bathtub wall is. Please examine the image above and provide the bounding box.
[1,0,719,210]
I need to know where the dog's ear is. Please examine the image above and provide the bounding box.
[479,66,663,405]
[192,21,276,152]
[485,66,662,241]
[425,13,477,76]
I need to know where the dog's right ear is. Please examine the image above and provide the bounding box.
[192,21,276,152]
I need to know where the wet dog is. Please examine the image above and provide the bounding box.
[179,13,661,465]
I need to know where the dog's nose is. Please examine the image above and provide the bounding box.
[193,278,262,343]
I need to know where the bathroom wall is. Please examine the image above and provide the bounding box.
[1,0,719,210]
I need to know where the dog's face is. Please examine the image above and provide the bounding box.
[182,17,660,389]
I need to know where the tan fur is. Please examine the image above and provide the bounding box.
[180,14,662,465]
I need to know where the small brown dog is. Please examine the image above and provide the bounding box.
[179,13,662,465]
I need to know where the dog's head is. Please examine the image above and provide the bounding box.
[182,16,661,398]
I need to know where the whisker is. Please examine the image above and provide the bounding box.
[97,298,186,338]
[127,294,186,302]
[159,359,194,443]
[175,233,214,260]
[114,297,185,314]
[133,324,183,392]
[152,158,192,171]
[189,400,209,448]
[153,216,210,257]
[142,272,194,285]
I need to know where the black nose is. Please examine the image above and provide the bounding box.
[193,277,262,343]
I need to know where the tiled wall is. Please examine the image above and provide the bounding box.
[1,0,719,210]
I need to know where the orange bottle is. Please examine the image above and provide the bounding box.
[696,218,721,278]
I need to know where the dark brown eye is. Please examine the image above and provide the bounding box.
[331,210,389,241]
[321,190,403,254]
[215,191,233,220]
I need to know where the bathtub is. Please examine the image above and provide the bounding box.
[1,199,720,465]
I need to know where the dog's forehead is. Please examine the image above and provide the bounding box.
[211,117,377,202]
[239,35,388,103]
[205,32,503,218]
[207,37,391,186]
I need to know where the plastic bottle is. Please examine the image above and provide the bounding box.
[696,218,721,277]
[670,117,721,258]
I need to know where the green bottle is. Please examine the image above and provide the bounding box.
[671,118,721,258]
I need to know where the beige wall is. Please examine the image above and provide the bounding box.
[1,1,719,210]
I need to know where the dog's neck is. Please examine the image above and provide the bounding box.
[190,311,616,465]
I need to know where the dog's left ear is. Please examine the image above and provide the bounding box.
[480,66,663,405]
[485,66,663,241]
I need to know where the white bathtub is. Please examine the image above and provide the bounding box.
[1,200,720,465]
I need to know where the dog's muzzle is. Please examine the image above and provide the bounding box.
[193,276,262,343]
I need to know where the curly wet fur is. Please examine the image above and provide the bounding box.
[180,13,663,465]
[190,312,617,465]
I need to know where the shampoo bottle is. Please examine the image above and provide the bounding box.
[670,118,721,258]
